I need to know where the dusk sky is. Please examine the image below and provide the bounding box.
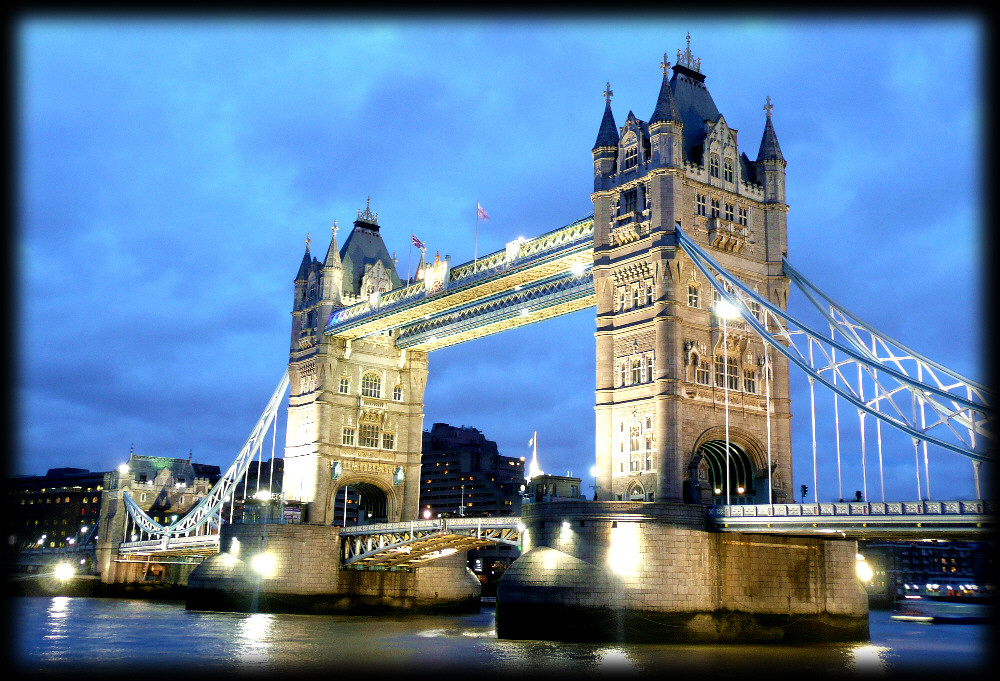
[17,16,987,503]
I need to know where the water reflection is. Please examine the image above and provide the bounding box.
[43,596,70,644]
[14,599,987,674]
[849,643,890,674]
[234,613,274,664]
[595,647,637,673]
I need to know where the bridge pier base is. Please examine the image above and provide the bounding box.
[496,501,869,643]
[186,523,480,614]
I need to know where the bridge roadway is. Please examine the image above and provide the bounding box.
[111,500,991,568]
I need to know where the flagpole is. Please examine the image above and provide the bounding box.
[474,209,479,265]
[407,242,412,284]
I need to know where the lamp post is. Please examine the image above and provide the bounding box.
[715,297,741,506]
[590,465,599,501]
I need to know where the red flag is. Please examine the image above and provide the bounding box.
[477,203,490,221]
[411,233,424,249]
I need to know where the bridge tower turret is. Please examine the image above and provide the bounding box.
[591,36,793,506]
[283,200,428,525]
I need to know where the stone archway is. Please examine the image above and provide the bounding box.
[328,476,397,526]
[625,479,645,501]
[690,427,769,505]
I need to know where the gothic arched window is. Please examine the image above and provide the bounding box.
[710,154,720,178]
[623,145,638,171]
[361,372,381,398]
[724,158,734,183]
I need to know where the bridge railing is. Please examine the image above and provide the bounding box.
[118,534,220,554]
[708,500,990,519]
[338,515,521,537]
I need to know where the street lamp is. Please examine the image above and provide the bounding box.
[590,465,599,501]
[715,297,741,506]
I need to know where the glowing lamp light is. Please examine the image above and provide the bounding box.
[254,490,270,501]
[608,522,641,576]
[714,299,740,320]
[251,552,277,578]
[562,521,571,530]
[737,486,745,494]
[590,466,598,478]
[856,554,874,583]
[714,487,722,495]
[423,509,431,519]
[570,262,586,277]
[54,562,75,581]
[118,464,129,475]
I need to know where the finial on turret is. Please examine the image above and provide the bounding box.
[357,196,378,224]
[604,81,613,104]
[305,233,311,249]
[660,54,671,77]
[764,95,774,118]
[332,220,339,239]
[677,32,701,73]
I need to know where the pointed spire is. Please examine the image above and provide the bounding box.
[323,220,342,270]
[295,234,312,282]
[756,96,785,163]
[593,81,620,150]
[650,53,680,124]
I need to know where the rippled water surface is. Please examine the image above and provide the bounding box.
[11,596,991,675]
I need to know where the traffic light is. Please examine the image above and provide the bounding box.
[801,484,809,501]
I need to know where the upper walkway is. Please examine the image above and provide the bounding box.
[325,216,595,351]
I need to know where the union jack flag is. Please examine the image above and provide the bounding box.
[477,203,490,221]
[411,234,425,249]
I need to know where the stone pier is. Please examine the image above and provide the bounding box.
[496,501,869,643]
[186,523,480,614]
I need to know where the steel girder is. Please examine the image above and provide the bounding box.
[340,517,522,569]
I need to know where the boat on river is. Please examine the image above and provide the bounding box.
[891,595,994,624]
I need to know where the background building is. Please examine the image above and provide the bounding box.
[419,422,525,588]
[5,467,107,562]
[524,474,584,503]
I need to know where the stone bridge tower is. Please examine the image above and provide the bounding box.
[283,200,427,525]
[592,37,793,505]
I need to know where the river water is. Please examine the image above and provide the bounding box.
[10,596,991,675]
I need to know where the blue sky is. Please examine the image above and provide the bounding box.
[17,16,987,502]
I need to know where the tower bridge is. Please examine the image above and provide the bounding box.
[95,36,993,642]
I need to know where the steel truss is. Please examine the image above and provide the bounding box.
[340,517,522,569]
[675,225,993,464]
[120,371,290,548]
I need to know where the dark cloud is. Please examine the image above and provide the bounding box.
[17,19,984,502]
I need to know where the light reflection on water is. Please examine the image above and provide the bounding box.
[12,597,989,674]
